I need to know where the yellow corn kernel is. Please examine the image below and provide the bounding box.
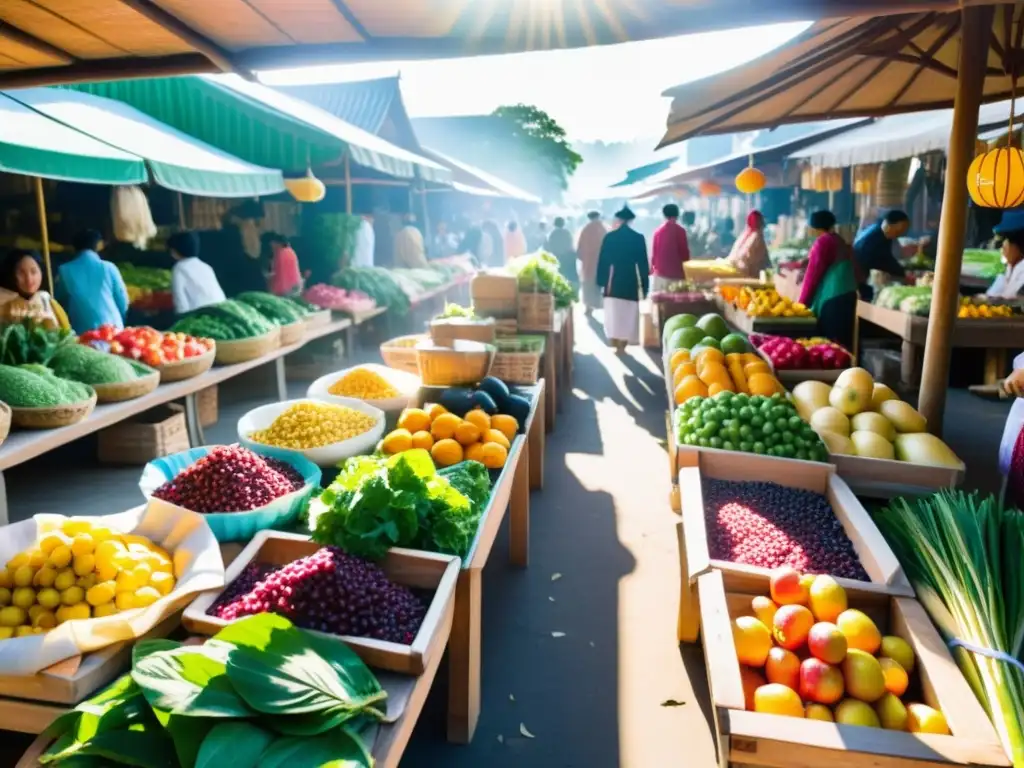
[114,592,135,611]
[93,602,117,618]
[327,368,399,399]
[150,571,175,596]
[133,587,161,608]
[248,401,376,450]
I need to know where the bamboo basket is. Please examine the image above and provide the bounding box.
[517,291,555,332]
[416,340,495,387]
[197,386,217,427]
[489,352,540,385]
[92,370,161,403]
[214,329,279,365]
[279,320,306,346]
[380,334,425,374]
[156,346,215,383]
[304,309,331,330]
[98,404,189,464]
[0,401,10,446]
[11,393,96,429]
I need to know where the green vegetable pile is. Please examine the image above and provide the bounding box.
[116,263,172,290]
[391,268,447,292]
[235,292,308,326]
[962,249,1005,281]
[0,364,93,407]
[308,450,491,561]
[333,268,410,315]
[874,285,934,315]
[436,303,477,320]
[508,252,576,308]
[0,322,75,366]
[169,300,276,340]
[875,491,1024,766]
[41,614,380,768]
[49,344,154,385]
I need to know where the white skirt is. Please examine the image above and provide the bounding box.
[603,297,640,344]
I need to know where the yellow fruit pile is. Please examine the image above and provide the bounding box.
[957,299,1013,318]
[734,566,948,732]
[327,367,399,399]
[382,405,517,470]
[672,348,783,404]
[249,401,377,449]
[0,518,175,638]
[738,288,813,318]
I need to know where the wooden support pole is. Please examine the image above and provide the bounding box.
[344,152,352,215]
[177,191,187,229]
[919,5,993,435]
[33,178,53,294]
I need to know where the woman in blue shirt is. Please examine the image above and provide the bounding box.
[55,230,130,333]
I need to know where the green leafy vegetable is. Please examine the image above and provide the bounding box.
[259,729,372,768]
[507,251,576,308]
[50,343,152,385]
[0,322,74,366]
[236,292,308,325]
[194,722,273,768]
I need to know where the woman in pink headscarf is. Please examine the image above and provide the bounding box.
[726,210,769,278]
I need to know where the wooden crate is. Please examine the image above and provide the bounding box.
[471,273,518,318]
[430,318,496,345]
[197,385,217,427]
[489,352,540,385]
[696,569,1010,768]
[183,530,459,676]
[517,292,555,332]
[97,404,189,465]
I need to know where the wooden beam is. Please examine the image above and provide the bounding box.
[0,22,75,64]
[919,4,995,435]
[327,0,372,40]
[887,16,961,107]
[0,53,216,88]
[115,0,252,78]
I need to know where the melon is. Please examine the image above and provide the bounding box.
[870,383,899,411]
[879,400,927,433]
[894,433,963,468]
[830,384,870,416]
[810,407,850,437]
[851,430,895,460]
[818,429,855,456]
[850,412,897,442]
[792,380,832,421]
[835,367,874,401]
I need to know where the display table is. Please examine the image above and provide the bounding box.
[519,379,546,491]
[539,307,573,433]
[721,298,816,337]
[857,300,1024,387]
[651,296,717,338]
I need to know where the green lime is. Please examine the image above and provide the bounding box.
[796,450,809,460]
[750,415,765,429]
[739,424,753,439]
[709,437,723,449]
[698,437,710,447]
[753,442,766,454]
[781,432,795,445]
[722,441,735,451]
[738,406,753,422]
[762,422,776,436]
[739,441,752,452]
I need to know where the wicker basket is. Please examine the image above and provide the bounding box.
[430,318,496,344]
[0,402,10,446]
[98,404,190,465]
[416,340,495,387]
[156,347,215,383]
[471,272,518,318]
[11,393,96,430]
[490,352,541,384]
[279,320,306,346]
[517,291,555,332]
[304,309,332,330]
[92,370,161,403]
[215,329,279,365]
[494,318,519,336]
[198,385,218,427]
[380,334,425,374]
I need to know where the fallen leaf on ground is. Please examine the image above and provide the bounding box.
[551,573,562,581]
[520,723,535,739]
[661,699,686,707]
[551,631,566,638]
[589,641,595,647]
[509,693,515,702]
[548,596,555,602]
[497,735,504,743]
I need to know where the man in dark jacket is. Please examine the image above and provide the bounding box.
[596,205,649,352]
[853,209,909,300]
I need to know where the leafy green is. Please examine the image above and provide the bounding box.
[194,722,273,768]
[332,268,410,314]
[0,363,93,407]
[236,292,308,325]
[507,251,576,308]
[436,302,476,319]
[0,321,74,366]
[260,729,372,768]
[132,643,252,718]
[49,342,150,384]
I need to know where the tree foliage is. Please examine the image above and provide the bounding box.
[490,104,583,199]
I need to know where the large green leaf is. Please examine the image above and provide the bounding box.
[194,721,274,768]
[152,706,214,768]
[72,724,177,768]
[259,729,373,768]
[132,644,253,718]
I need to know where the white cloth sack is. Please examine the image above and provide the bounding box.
[0,504,224,675]
[603,297,640,344]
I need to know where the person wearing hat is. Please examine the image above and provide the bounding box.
[595,204,649,351]
[853,209,909,301]
[798,210,860,351]
[986,209,1024,299]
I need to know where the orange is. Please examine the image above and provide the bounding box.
[464,409,491,432]
[673,362,698,385]
[454,421,482,446]
[381,429,413,454]
[411,430,434,450]
[426,403,448,420]
[695,348,725,369]
[481,441,508,469]
[669,349,690,370]
[747,372,777,396]
[744,361,771,377]
[484,428,511,450]
[698,361,730,387]
[430,412,462,440]
[430,438,463,467]
[397,408,430,433]
[708,382,735,396]
[490,414,518,441]
[464,442,486,463]
[742,352,761,365]
[674,375,708,404]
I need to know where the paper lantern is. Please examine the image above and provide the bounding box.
[735,166,766,194]
[967,147,1024,208]
[285,168,326,203]
[698,180,722,197]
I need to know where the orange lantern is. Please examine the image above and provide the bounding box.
[735,166,766,194]
[285,168,326,203]
[698,180,722,197]
[967,146,1024,208]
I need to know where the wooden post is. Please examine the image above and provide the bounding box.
[33,177,53,294]
[177,191,187,229]
[919,5,993,434]
[344,152,352,214]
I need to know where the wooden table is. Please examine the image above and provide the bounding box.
[651,297,718,338]
[539,308,573,433]
[857,300,1024,387]
[521,379,546,491]
[721,299,817,338]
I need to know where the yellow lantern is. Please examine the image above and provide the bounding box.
[285,168,326,203]
[698,180,722,197]
[967,147,1024,208]
[735,166,766,194]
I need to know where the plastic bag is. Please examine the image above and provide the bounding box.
[111,186,157,249]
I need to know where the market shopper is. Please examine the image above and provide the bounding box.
[504,221,527,261]
[651,203,690,291]
[262,233,303,296]
[726,210,769,278]
[853,209,909,300]
[481,219,505,266]
[545,217,578,287]
[169,231,226,314]
[985,209,1024,299]
[352,214,375,268]
[394,214,428,268]
[596,205,649,352]
[0,249,69,329]
[798,210,860,351]
[576,210,607,314]
[56,230,129,333]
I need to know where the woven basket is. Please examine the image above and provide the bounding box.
[489,351,540,385]
[98,404,190,465]
[12,393,96,430]
[517,292,555,332]
[0,402,10,446]
[198,386,218,427]
[380,334,425,374]
[93,370,161,403]
[304,309,332,330]
[279,320,306,346]
[430,318,496,344]
[215,329,279,365]
[416,341,495,387]
[156,347,215,383]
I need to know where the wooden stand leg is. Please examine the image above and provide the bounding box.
[900,340,919,389]
[984,349,1007,385]
[529,391,545,490]
[447,569,482,744]
[509,448,529,567]
[676,523,700,643]
[544,344,557,433]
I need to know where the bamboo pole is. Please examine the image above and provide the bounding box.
[33,177,53,294]
[177,191,187,228]
[343,152,352,214]
[918,5,993,435]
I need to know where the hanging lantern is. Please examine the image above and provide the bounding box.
[735,166,766,194]
[967,147,1024,208]
[698,180,722,197]
[285,168,326,203]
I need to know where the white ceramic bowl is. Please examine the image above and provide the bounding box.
[237,397,385,467]
[307,363,420,413]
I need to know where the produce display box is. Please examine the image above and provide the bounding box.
[470,272,518,319]
[430,317,496,345]
[723,302,817,337]
[828,451,966,499]
[97,404,189,465]
[775,368,845,385]
[517,291,555,332]
[695,568,1010,768]
[183,530,460,676]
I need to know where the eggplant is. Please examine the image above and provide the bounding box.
[503,393,531,425]
[439,387,475,417]
[477,376,510,408]
[470,390,498,415]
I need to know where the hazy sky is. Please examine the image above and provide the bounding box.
[262,21,810,144]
